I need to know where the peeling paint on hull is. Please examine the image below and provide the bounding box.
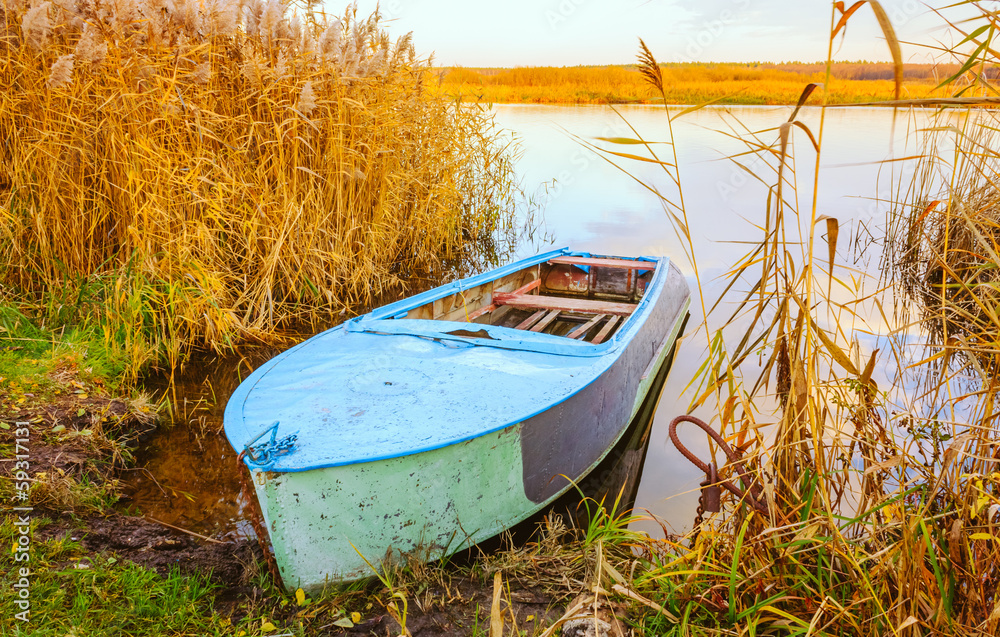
[224,248,690,593]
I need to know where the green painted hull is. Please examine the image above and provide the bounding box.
[252,424,531,591]
[247,295,689,593]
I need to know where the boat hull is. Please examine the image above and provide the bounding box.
[247,275,688,593]
[227,250,691,592]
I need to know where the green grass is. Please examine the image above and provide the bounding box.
[0,301,134,393]
[0,520,223,636]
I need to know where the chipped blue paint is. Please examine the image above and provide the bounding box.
[222,248,691,591]
[223,249,674,473]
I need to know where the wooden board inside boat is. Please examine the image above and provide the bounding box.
[398,255,655,344]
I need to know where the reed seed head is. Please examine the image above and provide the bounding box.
[204,0,237,36]
[637,38,664,94]
[318,18,341,59]
[46,52,73,88]
[21,1,51,50]
[74,22,107,66]
[190,61,211,85]
[297,80,316,116]
[258,0,282,45]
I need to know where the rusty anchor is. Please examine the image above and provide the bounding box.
[668,414,768,534]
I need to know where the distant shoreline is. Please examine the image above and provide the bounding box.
[435,62,963,106]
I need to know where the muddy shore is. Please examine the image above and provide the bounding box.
[1,364,610,636]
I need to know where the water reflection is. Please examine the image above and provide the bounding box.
[123,348,280,538]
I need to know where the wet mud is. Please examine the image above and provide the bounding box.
[1,361,618,635]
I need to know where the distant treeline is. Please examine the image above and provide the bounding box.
[445,62,995,83]
[755,61,1000,81]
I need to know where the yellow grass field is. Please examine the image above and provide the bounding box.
[437,63,959,105]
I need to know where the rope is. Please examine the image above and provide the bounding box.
[668,414,768,515]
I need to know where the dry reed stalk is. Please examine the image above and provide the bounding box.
[0,0,519,379]
[887,110,1000,374]
[587,4,1000,635]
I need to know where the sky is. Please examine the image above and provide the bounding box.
[342,0,958,67]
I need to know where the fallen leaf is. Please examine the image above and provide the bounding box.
[898,616,919,630]
[333,618,354,628]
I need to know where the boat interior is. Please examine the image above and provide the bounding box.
[401,255,656,344]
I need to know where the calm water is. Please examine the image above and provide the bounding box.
[124,104,948,539]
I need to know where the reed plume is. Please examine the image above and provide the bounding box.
[73,22,106,66]
[297,80,317,115]
[45,52,72,87]
[20,1,50,50]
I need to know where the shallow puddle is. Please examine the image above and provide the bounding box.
[121,347,283,539]
[122,422,253,539]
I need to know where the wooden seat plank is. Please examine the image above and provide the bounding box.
[509,278,541,295]
[493,293,636,317]
[529,310,561,333]
[465,303,497,321]
[514,310,548,331]
[567,314,607,340]
[548,256,655,271]
[591,316,620,344]
[466,278,540,322]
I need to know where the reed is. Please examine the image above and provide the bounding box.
[573,2,1000,635]
[886,116,1000,379]
[0,1,519,380]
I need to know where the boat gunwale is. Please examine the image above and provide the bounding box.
[225,251,685,473]
[346,247,663,356]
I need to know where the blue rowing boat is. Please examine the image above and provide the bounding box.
[223,247,690,592]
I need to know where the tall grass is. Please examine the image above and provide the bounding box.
[0,1,519,380]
